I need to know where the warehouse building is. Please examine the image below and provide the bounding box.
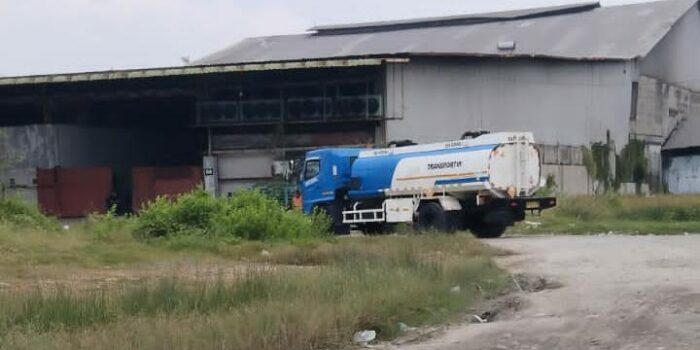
[1,0,699,216]
[663,114,700,193]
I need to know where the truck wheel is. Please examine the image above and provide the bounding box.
[417,202,454,233]
[471,224,507,239]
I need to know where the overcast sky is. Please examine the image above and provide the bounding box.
[0,0,654,76]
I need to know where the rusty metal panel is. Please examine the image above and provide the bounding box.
[36,168,60,216]
[37,167,113,218]
[59,167,113,218]
[132,166,203,212]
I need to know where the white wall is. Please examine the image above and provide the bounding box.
[632,76,699,142]
[0,168,37,204]
[217,151,275,180]
[385,58,634,149]
[666,154,700,193]
[541,164,592,195]
[641,3,700,92]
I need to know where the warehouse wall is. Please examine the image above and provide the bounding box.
[539,145,593,195]
[385,58,634,149]
[0,124,60,168]
[665,154,700,193]
[640,3,700,92]
[1,124,201,210]
[0,168,38,204]
[631,76,700,187]
[0,124,196,170]
[631,76,699,142]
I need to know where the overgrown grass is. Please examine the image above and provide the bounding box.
[0,196,58,231]
[135,189,331,243]
[0,235,507,350]
[0,226,175,272]
[511,195,700,235]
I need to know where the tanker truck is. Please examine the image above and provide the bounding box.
[299,132,556,238]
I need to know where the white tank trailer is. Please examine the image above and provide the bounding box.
[299,132,556,238]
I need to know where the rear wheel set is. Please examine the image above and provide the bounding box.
[470,222,507,239]
[416,201,508,238]
[416,202,459,233]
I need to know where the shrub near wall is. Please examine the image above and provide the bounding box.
[0,196,58,230]
[134,190,329,242]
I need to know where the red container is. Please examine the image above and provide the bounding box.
[132,166,202,212]
[37,167,113,218]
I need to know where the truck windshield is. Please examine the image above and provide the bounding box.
[304,159,320,180]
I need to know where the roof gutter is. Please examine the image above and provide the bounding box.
[0,57,401,87]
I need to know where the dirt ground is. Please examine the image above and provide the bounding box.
[391,235,700,350]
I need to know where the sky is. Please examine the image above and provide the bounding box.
[0,0,654,77]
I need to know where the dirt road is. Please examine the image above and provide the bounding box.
[395,235,700,350]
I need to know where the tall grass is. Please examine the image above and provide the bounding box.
[1,289,113,332]
[0,235,507,350]
[134,189,330,242]
[0,196,58,231]
[513,195,700,234]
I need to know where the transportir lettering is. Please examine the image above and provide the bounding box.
[427,161,463,170]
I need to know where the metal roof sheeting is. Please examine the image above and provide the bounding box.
[195,0,698,65]
[309,3,601,34]
[664,114,700,151]
[0,58,388,87]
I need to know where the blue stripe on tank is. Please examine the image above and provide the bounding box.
[435,176,490,186]
[348,144,497,200]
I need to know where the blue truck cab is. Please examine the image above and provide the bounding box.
[299,148,362,215]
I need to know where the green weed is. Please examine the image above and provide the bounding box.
[0,196,58,231]
[134,189,330,242]
[512,195,700,235]
[0,234,506,350]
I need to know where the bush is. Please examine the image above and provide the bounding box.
[0,196,57,230]
[212,191,330,241]
[135,189,330,242]
[134,197,179,239]
[84,209,136,243]
[171,190,225,231]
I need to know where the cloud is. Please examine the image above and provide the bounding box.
[0,0,309,75]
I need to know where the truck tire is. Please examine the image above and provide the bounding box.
[471,224,507,239]
[417,202,455,233]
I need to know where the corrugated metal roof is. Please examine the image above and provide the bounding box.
[309,3,601,34]
[664,114,700,151]
[0,58,389,87]
[195,0,698,65]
